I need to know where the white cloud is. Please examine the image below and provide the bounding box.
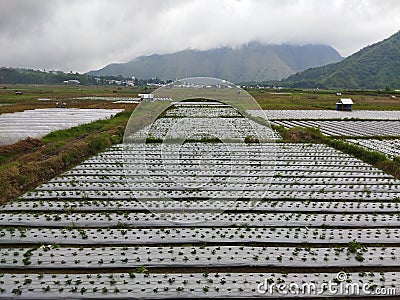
[0,0,399,72]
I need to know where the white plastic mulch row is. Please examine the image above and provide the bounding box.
[248,109,400,120]
[1,102,400,298]
[0,211,398,228]
[28,174,396,184]
[2,199,399,213]
[1,245,399,269]
[347,139,400,159]
[0,108,123,145]
[32,182,400,193]
[1,227,400,245]
[127,103,280,141]
[272,120,400,137]
[16,143,398,202]
[0,272,397,298]
[164,106,242,118]
[129,117,280,141]
[21,189,399,201]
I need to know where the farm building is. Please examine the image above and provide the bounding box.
[138,93,154,101]
[63,79,80,85]
[336,98,354,111]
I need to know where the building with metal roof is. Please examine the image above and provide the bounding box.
[336,98,354,111]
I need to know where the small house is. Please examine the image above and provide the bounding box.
[138,93,154,101]
[63,79,80,85]
[336,98,353,111]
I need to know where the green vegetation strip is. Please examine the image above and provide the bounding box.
[273,125,400,179]
[0,111,132,205]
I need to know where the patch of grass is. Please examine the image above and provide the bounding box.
[145,137,163,143]
[135,266,149,274]
[347,240,364,254]
[244,135,260,143]
[273,125,326,143]
[0,138,45,165]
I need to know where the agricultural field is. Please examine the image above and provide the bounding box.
[271,120,400,137]
[0,108,123,145]
[248,109,400,120]
[248,89,400,110]
[249,109,400,138]
[0,84,142,114]
[347,139,400,159]
[1,99,400,298]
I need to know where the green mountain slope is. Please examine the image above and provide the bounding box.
[88,43,342,82]
[284,31,400,89]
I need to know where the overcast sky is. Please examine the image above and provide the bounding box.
[0,0,399,73]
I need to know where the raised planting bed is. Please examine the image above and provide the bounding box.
[3,199,399,213]
[0,108,123,145]
[2,102,400,298]
[0,272,397,298]
[248,109,400,121]
[347,139,400,159]
[272,120,400,137]
[128,117,281,141]
[1,211,400,228]
[1,245,400,269]
[1,227,400,245]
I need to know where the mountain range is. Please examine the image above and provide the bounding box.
[2,32,398,89]
[88,43,343,83]
[284,31,400,89]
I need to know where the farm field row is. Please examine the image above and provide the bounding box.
[2,227,399,245]
[1,272,397,298]
[248,109,400,120]
[130,117,280,141]
[272,120,400,137]
[1,245,399,269]
[1,101,400,298]
[164,105,242,117]
[1,211,400,228]
[2,199,399,213]
[0,108,123,145]
[14,143,396,203]
[347,139,400,159]
[0,144,400,297]
[21,190,399,201]
[128,102,281,141]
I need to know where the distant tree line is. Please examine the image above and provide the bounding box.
[0,67,172,86]
[0,68,97,85]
